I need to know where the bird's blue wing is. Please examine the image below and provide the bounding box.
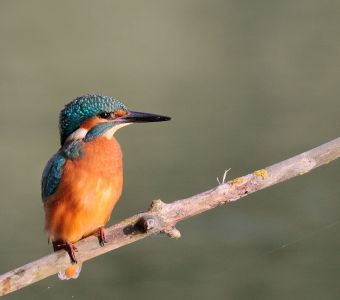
[41,152,66,201]
[41,140,84,201]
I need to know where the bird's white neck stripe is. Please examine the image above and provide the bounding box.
[65,128,88,143]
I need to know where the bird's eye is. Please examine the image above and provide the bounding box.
[99,112,113,119]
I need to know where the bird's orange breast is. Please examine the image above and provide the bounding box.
[44,137,123,243]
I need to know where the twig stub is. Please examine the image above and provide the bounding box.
[135,214,162,233]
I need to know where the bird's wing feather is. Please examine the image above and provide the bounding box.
[41,140,84,201]
[41,152,66,201]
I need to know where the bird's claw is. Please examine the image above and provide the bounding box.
[66,242,78,264]
[99,227,107,247]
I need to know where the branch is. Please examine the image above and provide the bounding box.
[1,137,340,296]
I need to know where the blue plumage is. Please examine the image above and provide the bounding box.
[59,94,127,145]
[41,140,84,200]
[41,152,66,200]
[63,140,84,160]
[84,122,116,142]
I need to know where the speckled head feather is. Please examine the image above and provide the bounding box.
[59,94,128,145]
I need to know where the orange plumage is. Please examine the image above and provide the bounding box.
[44,136,122,278]
[44,136,122,242]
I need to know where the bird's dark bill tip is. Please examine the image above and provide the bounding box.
[156,115,171,122]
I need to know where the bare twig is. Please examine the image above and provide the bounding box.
[1,137,340,296]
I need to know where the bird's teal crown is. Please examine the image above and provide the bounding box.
[59,94,127,145]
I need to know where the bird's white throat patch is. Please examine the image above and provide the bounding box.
[103,123,131,139]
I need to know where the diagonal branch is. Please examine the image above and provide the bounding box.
[1,137,340,296]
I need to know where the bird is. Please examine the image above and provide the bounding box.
[41,94,170,280]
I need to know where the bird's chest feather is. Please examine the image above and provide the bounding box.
[45,137,123,241]
[63,137,123,204]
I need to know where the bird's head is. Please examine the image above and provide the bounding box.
[59,94,170,145]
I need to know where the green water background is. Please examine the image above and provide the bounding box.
[0,1,339,299]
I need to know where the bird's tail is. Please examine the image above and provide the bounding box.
[58,263,83,280]
[51,240,82,280]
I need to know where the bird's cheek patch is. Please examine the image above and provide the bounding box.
[80,117,106,130]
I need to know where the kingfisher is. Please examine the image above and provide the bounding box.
[41,94,170,280]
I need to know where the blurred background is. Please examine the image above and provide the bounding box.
[0,1,340,299]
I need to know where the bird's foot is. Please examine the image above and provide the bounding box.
[99,227,107,247]
[66,242,78,264]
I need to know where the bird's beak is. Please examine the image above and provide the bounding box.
[116,111,171,123]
